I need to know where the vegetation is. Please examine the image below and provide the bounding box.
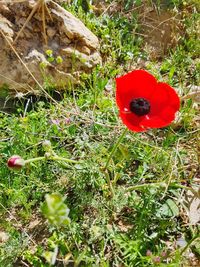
[0,0,199,266]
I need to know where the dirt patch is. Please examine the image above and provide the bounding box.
[92,1,184,60]
[139,7,183,59]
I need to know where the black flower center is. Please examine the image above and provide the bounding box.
[130,98,150,116]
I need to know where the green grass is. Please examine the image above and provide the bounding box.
[0,1,199,266]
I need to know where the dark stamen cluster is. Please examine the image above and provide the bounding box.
[130,98,150,116]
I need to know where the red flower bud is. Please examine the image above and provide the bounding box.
[7,155,25,170]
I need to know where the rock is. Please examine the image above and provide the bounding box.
[0,14,14,41]
[0,0,101,95]
[51,2,99,49]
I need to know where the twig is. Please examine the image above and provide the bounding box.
[182,91,200,100]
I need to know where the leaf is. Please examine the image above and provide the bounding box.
[43,246,58,265]
[169,66,176,80]
[118,144,130,159]
[158,199,179,217]
[41,193,70,227]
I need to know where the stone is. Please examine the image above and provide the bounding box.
[0,14,14,41]
[0,0,101,95]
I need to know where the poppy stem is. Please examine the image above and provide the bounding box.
[126,183,198,196]
[105,127,128,170]
[104,170,115,197]
[24,157,46,164]
[103,127,128,197]
[24,156,79,165]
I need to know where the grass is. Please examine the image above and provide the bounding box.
[0,0,199,266]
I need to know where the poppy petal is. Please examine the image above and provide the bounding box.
[157,82,180,111]
[148,82,180,116]
[140,107,176,128]
[119,111,146,132]
[148,85,169,115]
[116,70,157,111]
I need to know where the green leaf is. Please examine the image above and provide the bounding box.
[158,199,179,217]
[41,193,70,227]
[42,246,58,265]
[169,66,176,80]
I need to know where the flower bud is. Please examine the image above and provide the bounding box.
[44,152,52,159]
[7,155,25,170]
[153,256,161,264]
[42,140,52,152]
[146,250,152,256]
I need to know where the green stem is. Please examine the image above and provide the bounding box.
[25,157,45,164]
[105,127,128,170]
[104,170,115,197]
[51,156,78,164]
[126,182,166,191]
[126,182,198,195]
[24,156,78,165]
[169,184,198,195]
[181,234,200,255]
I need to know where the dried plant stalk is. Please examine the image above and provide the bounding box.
[10,0,53,45]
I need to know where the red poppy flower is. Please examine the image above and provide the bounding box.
[116,70,180,132]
